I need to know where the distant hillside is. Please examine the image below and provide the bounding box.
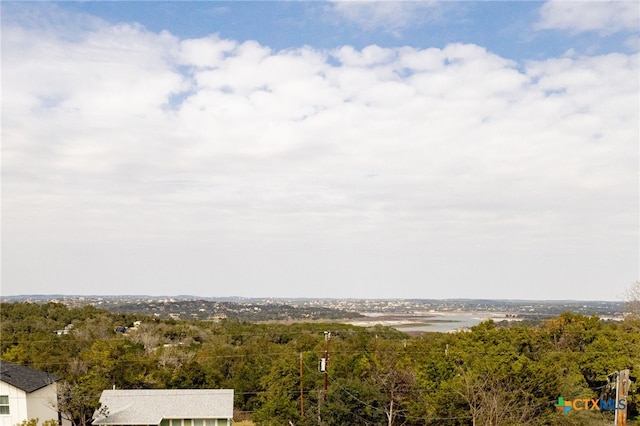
[0,295,363,321]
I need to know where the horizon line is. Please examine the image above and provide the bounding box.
[0,294,627,304]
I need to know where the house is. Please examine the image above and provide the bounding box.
[92,389,234,426]
[0,360,68,426]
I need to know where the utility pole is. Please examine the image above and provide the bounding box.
[299,352,304,418]
[323,331,330,401]
[615,371,619,426]
[616,369,630,426]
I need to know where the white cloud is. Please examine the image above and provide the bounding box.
[2,10,638,299]
[177,36,237,69]
[328,0,442,34]
[537,0,640,34]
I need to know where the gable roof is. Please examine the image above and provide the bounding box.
[92,389,234,425]
[0,360,61,393]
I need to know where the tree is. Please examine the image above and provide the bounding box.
[128,322,162,354]
[252,352,301,426]
[625,280,640,317]
[454,368,540,426]
[57,379,101,426]
[367,342,416,426]
[2,302,637,425]
[320,378,387,425]
[15,420,38,426]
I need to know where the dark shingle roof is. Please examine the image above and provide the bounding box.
[0,360,61,393]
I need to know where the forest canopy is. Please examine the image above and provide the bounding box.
[1,302,638,426]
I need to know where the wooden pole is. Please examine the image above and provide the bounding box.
[616,369,630,426]
[615,371,619,426]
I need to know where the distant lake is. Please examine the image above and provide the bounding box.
[349,312,520,333]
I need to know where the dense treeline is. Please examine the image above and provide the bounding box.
[100,298,364,321]
[1,302,638,425]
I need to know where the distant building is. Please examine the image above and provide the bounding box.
[92,389,234,426]
[0,360,69,426]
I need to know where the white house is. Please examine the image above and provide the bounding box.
[92,389,234,426]
[0,361,68,426]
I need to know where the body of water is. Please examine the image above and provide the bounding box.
[350,312,520,333]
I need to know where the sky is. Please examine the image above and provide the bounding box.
[1,1,639,301]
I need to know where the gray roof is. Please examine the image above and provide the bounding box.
[92,389,234,425]
[0,360,61,393]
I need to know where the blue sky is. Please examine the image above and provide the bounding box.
[10,1,638,59]
[1,1,639,300]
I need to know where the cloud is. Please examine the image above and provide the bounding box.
[327,0,442,34]
[177,35,238,69]
[2,7,638,298]
[536,0,640,35]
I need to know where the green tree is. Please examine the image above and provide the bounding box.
[253,351,301,426]
[320,377,387,425]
